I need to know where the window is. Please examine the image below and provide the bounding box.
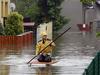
[5,2,8,17]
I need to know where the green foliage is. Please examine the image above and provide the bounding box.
[0,23,5,35]
[15,0,40,22]
[53,16,69,31]
[4,12,24,35]
[80,0,95,4]
[15,0,69,31]
[37,0,69,31]
[96,32,100,37]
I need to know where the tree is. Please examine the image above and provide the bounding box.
[80,0,95,4]
[14,0,69,31]
[15,0,40,22]
[37,0,69,31]
[4,12,24,35]
[80,0,95,8]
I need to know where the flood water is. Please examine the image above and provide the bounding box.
[0,30,99,75]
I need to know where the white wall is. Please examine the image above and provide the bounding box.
[37,22,52,43]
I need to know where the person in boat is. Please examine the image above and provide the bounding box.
[36,32,55,62]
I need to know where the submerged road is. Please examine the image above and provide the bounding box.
[0,30,98,75]
[0,0,99,75]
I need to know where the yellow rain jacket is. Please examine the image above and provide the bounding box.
[36,39,55,55]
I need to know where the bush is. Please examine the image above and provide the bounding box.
[4,12,24,35]
[96,32,100,37]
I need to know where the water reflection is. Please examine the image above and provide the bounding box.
[0,49,22,62]
[54,32,97,57]
[35,67,52,75]
[0,65,9,75]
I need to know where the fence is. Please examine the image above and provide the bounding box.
[0,31,33,50]
[83,52,100,75]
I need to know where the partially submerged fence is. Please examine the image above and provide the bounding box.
[83,52,100,75]
[0,31,33,50]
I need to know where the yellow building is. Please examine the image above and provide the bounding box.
[0,0,10,24]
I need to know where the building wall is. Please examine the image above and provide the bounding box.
[0,0,1,19]
[0,0,10,24]
[94,5,100,31]
[0,0,1,22]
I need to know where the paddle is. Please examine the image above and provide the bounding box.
[27,27,71,64]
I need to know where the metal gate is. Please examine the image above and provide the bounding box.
[83,52,100,75]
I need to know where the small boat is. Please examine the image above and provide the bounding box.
[30,59,57,66]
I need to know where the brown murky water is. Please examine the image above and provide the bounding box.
[0,31,98,75]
